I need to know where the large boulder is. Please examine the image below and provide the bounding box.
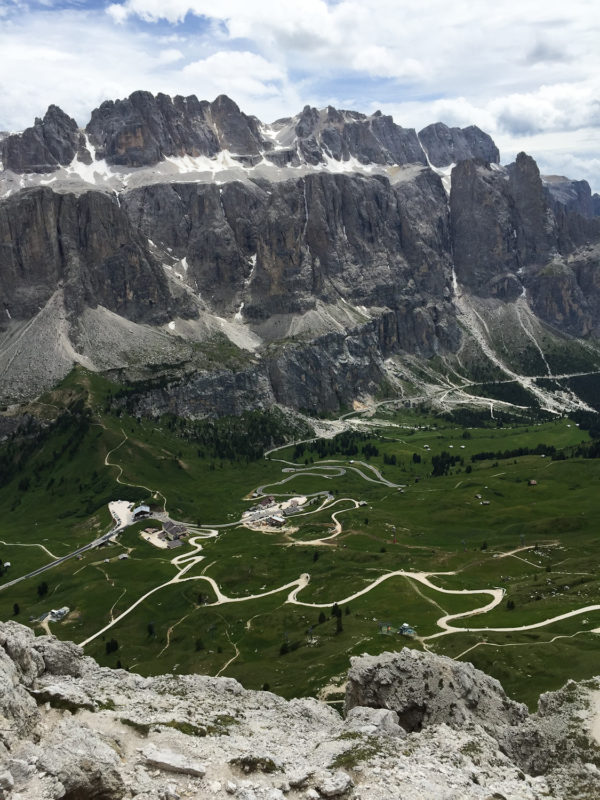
[344,649,528,736]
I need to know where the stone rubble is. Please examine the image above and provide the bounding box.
[0,622,599,799]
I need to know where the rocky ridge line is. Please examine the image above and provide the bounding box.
[1,92,499,174]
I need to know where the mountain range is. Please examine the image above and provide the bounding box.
[1,92,600,417]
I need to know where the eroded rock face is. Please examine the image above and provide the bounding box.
[86,92,264,167]
[1,106,89,174]
[121,169,451,318]
[284,105,427,167]
[418,122,500,167]
[2,91,600,414]
[544,175,598,219]
[0,187,193,323]
[345,649,528,735]
[450,153,600,330]
[1,624,599,800]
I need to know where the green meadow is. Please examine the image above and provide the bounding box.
[1,368,600,707]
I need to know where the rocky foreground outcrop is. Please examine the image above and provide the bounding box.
[1,623,600,800]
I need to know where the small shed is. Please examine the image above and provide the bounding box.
[378,621,396,635]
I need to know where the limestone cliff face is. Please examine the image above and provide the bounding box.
[126,312,459,420]
[0,187,192,324]
[544,175,598,219]
[86,92,264,167]
[1,622,599,800]
[3,93,513,176]
[450,153,600,334]
[122,169,451,318]
[450,155,550,299]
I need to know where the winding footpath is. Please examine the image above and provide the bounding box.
[5,416,598,651]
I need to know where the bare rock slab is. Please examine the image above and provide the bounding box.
[142,745,206,777]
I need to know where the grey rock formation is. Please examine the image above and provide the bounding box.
[1,90,600,414]
[1,624,599,800]
[121,168,451,318]
[274,105,427,167]
[543,174,597,218]
[418,122,500,167]
[0,187,193,323]
[345,649,528,735]
[6,92,433,173]
[450,152,600,333]
[344,706,405,737]
[86,91,264,167]
[143,745,206,777]
[1,105,89,173]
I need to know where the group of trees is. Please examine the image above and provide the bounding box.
[162,409,308,462]
[0,401,91,491]
[431,451,464,477]
[293,431,372,461]
[471,443,558,463]
[361,443,379,460]
[318,603,349,633]
[105,638,119,654]
[570,410,600,439]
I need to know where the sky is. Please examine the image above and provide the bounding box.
[0,0,598,190]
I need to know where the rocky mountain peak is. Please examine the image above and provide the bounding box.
[543,173,598,218]
[1,93,508,178]
[83,90,270,167]
[277,103,427,167]
[418,121,500,167]
[1,104,88,173]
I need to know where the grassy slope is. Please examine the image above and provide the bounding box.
[1,370,599,706]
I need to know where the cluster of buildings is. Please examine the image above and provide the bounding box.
[142,520,189,549]
[247,495,276,513]
[378,621,416,636]
[243,495,306,528]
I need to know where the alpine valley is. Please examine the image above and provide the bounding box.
[2,92,600,800]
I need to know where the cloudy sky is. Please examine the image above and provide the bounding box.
[1,0,598,189]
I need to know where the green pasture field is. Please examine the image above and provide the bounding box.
[1,369,600,708]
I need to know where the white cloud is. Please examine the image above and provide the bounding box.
[181,51,285,99]
[157,48,185,64]
[0,8,295,130]
[352,47,427,82]
[0,0,598,190]
[490,83,600,135]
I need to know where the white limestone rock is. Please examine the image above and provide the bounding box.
[344,706,405,737]
[0,623,599,800]
[314,769,354,797]
[142,745,206,777]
